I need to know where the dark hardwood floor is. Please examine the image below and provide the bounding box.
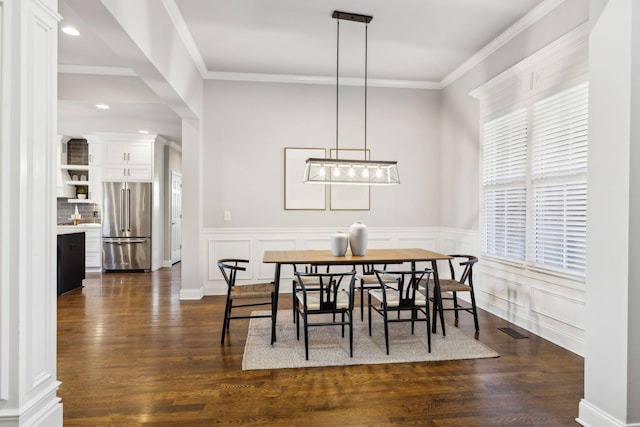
[57,264,583,426]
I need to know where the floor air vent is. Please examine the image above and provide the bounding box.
[498,327,528,339]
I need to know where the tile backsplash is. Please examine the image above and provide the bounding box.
[67,138,88,165]
[57,200,101,225]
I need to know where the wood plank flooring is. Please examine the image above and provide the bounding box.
[57,264,583,426]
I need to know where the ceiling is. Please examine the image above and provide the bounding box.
[57,0,545,144]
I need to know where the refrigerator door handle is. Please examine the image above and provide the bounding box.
[120,188,126,232]
[104,238,147,244]
[126,188,131,231]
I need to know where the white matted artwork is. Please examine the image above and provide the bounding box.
[284,147,326,210]
[329,149,371,211]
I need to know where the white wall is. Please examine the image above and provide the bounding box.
[440,0,590,231]
[439,0,590,355]
[578,1,640,425]
[202,80,441,229]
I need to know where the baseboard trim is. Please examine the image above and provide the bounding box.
[179,286,204,300]
[577,399,638,427]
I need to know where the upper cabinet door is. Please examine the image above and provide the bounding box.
[102,141,154,182]
[125,143,153,164]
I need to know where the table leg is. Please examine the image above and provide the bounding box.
[271,263,281,344]
[431,260,446,336]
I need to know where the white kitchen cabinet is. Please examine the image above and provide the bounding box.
[84,227,102,270]
[102,141,153,182]
[57,137,76,199]
[59,136,101,203]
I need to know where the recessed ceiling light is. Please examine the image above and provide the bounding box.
[95,104,110,110]
[138,130,149,134]
[61,26,80,36]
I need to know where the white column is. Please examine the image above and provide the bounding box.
[0,0,63,425]
[179,119,205,299]
[578,0,640,426]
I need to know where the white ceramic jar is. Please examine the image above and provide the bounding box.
[330,231,349,256]
[349,221,368,256]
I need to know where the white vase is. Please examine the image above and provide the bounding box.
[349,221,368,256]
[330,231,349,257]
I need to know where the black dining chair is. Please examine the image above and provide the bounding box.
[368,268,433,354]
[218,259,276,345]
[294,270,356,360]
[355,263,403,321]
[423,255,479,331]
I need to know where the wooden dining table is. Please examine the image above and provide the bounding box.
[263,248,453,341]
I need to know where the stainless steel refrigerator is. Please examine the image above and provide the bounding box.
[102,182,152,271]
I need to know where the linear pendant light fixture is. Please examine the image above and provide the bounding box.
[304,11,400,185]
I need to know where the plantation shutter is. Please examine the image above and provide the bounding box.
[482,109,528,261]
[530,83,588,273]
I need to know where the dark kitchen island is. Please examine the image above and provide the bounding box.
[56,230,85,295]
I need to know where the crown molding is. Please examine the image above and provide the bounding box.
[206,71,440,90]
[58,64,137,77]
[440,0,566,88]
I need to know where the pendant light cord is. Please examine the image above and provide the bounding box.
[336,19,340,160]
[364,23,368,160]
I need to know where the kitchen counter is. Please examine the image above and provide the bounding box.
[57,223,101,235]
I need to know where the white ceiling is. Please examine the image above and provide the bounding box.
[57,0,545,144]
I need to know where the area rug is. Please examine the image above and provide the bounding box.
[242,310,499,370]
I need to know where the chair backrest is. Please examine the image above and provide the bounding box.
[375,269,432,307]
[218,258,249,289]
[446,255,478,285]
[295,270,356,310]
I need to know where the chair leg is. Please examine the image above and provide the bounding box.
[383,308,390,355]
[368,293,373,336]
[425,307,431,353]
[411,308,416,334]
[470,290,480,331]
[220,297,232,344]
[303,311,309,361]
[360,281,365,321]
[292,286,296,323]
[349,311,353,357]
[270,293,276,345]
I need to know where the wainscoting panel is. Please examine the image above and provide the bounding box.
[207,239,252,282]
[530,285,585,331]
[476,257,585,355]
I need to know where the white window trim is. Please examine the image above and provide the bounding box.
[471,23,589,282]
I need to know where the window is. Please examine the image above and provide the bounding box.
[482,82,588,276]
